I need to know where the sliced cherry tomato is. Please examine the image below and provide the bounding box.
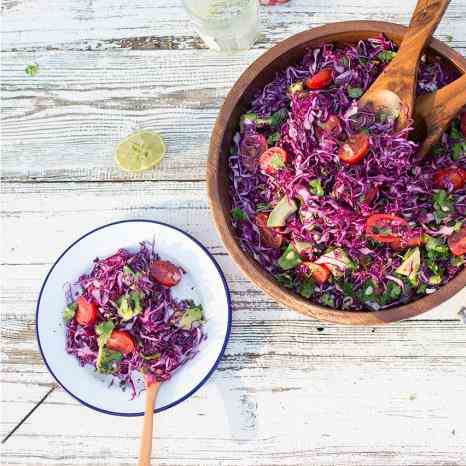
[390,231,422,250]
[150,260,182,287]
[259,147,288,175]
[338,132,369,165]
[448,225,466,256]
[240,133,268,172]
[255,213,283,248]
[433,167,466,191]
[366,214,409,243]
[107,330,135,355]
[460,112,466,137]
[320,115,341,133]
[75,296,97,326]
[305,68,333,90]
[303,262,330,285]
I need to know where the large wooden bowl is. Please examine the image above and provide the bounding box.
[207,21,466,325]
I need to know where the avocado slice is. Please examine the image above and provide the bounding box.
[267,196,297,227]
[278,244,302,270]
[315,248,355,278]
[395,247,421,285]
[293,240,313,255]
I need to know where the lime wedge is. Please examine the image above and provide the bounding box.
[114,130,166,172]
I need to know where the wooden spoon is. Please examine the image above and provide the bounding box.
[138,379,161,466]
[413,72,466,158]
[359,0,450,129]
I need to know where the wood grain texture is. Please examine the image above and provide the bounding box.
[2,0,466,464]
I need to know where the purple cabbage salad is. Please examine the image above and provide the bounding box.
[229,36,466,311]
[63,242,205,397]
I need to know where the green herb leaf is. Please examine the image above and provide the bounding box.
[428,274,443,285]
[309,178,324,197]
[299,278,314,298]
[347,86,363,98]
[380,281,401,305]
[377,51,396,63]
[231,208,247,221]
[416,283,428,295]
[449,122,463,141]
[270,108,288,128]
[274,272,294,289]
[25,63,39,76]
[178,305,204,330]
[445,34,453,42]
[320,293,335,307]
[432,189,454,223]
[267,132,280,146]
[452,142,466,161]
[63,303,77,322]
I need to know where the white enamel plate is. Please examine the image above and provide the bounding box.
[36,220,232,416]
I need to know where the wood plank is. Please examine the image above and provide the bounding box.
[2,0,465,52]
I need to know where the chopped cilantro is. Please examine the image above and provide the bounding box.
[347,86,363,98]
[452,142,466,160]
[377,51,396,63]
[432,189,454,223]
[417,283,428,295]
[63,303,77,322]
[341,282,354,296]
[428,274,443,285]
[275,272,294,289]
[231,208,247,221]
[25,63,39,76]
[309,178,324,197]
[299,278,314,298]
[450,122,463,140]
[267,132,280,145]
[270,108,288,128]
[380,281,401,305]
[320,293,335,307]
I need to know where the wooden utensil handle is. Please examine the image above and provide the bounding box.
[138,382,160,466]
[404,0,451,52]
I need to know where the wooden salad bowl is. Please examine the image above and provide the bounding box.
[207,21,466,325]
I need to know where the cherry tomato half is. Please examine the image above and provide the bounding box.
[433,167,466,191]
[150,260,182,287]
[448,225,466,256]
[259,147,288,175]
[255,213,283,248]
[320,115,341,133]
[366,214,409,243]
[303,262,331,285]
[338,132,370,165]
[75,296,97,326]
[305,68,333,90]
[107,330,135,355]
[460,112,466,137]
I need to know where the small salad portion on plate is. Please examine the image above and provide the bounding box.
[36,220,231,416]
[63,242,205,398]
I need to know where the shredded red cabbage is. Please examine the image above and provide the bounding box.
[64,242,205,397]
[229,36,465,311]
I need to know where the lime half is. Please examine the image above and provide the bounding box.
[115,130,166,172]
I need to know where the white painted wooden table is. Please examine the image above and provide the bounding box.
[2,1,466,465]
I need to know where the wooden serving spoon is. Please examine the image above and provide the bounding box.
[413,72,466,158]
[138,377,161,466]
[359,0,450,129]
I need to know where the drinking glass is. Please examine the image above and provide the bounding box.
[183,0,259,51]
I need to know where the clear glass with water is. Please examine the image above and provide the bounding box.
[183,0,259,51]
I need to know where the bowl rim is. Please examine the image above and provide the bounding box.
[207,20,466,325]
[35,219,232,416]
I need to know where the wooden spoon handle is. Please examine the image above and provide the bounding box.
[415,73,466,158]
[138,382,161,466]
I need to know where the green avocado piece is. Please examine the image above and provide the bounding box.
[267,196,297,228]
[116,291,142,321]
[96,347,122,374]
[63,303,77,322]
[396,247,421,285]
[293,241,313,254]
[278,244,302,270]
[178,305,204,330]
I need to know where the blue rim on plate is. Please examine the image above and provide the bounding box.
[35,219,232,416]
